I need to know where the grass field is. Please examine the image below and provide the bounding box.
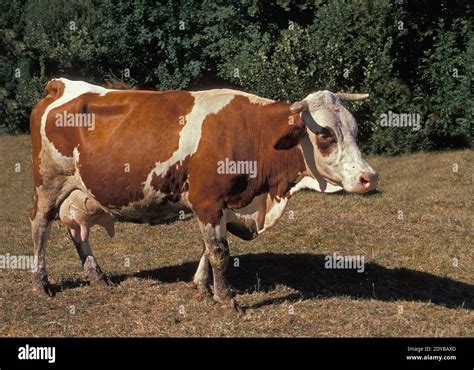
[0,134,472,337]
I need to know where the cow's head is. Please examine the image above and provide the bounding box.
[277,90,378,193]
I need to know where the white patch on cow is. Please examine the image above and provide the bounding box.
[226,193,267,236]
[143,90,236,198]
[228,190,301,236]
[261,195,289,232]
[193,250,211,288]
[290,176,343,195]
[72,147,87,189]
[222,89,274,106]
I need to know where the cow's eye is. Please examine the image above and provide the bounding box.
[317,130,337,144]
[318,131,332,139]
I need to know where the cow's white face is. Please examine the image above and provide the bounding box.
[294,91,378,193]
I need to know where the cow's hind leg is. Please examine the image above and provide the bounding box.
[68,229,114,287]
[31,206,55,297]
[192,244,212,299]
[198,217,244,314]
[31,180,78,296]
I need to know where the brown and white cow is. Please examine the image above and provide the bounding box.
[30,78,378,313]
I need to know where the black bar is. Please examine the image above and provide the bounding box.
[0,338,472,369]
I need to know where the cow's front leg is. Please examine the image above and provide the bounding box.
[198,218,244,314]
[193,244,212,299]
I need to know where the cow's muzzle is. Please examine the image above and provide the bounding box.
[357,171,378,192]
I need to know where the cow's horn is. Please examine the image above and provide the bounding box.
[336,92,370,101]
[290,100,309,113]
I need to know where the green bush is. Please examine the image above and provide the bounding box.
[0,0,472,153]
[415,19,473,149]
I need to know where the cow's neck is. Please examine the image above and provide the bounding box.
[264,104,310,199]
[264,104,338,199]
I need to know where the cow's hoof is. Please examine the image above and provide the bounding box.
[194,291,209,301]
[194,284,212,299]
[194,286,212,301]
[232,300,246,315]
[83,256,115,288]
[192,281,212,298]
[216,298,245,316]
[32,275,54,298]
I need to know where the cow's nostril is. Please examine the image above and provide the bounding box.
[359,173,377,190]
[360,174,370,184]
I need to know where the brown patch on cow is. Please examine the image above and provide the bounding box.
[150,156,191,202]
[315,130,337,157]
[30,188,38,221]
[41,89,195,208]
[187,95,306,226]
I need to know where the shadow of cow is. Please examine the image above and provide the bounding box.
[55,253,473,310]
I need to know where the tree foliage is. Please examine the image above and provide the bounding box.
[0,0,472,153]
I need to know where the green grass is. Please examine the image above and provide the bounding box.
[0,134,472,337]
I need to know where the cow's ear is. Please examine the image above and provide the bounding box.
[273,100,309,150]
[273,125,306,150]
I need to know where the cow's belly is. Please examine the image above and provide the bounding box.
[113,198,193,224]
[60,186,193,232]
[60,187,287,239]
